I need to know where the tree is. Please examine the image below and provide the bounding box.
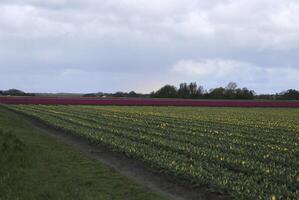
[279,89,299,100]
[224,82,238,98]
[235,88,255,99]
[149,81,257,99]
[189,82,198,98]
[196,85,205,97]
[151,85,177,98]
[225,82,238,90]
[178,83,190,98]
[3,89,26,96]
[128,91,139,97]
[112,92,125,97]
[209,87,225,99]
[83,93,97,97]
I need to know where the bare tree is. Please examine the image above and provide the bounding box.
[189,82,197,98]
[196,85,204,96]
[225,82,238,90]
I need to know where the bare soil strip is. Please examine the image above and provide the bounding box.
[11,108,230,200]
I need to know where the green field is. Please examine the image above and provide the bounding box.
[6,105,299,200]
[0,106,167,200]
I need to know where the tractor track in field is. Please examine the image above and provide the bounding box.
[7,107,230,200]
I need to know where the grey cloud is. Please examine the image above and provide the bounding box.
[0,0,298,93]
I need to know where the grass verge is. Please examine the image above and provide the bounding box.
[0,106,167,200]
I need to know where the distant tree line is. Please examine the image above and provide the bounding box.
[54,84,299,100]
[278,89,299,100]
[256,89,299,100]
[150,82,256,99]
[0,89,35,96]
[150,82,299,100]
[83,91,149,98]
[1,85,299,100]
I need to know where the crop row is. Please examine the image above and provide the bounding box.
[8,105,299,199]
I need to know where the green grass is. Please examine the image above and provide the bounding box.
[0,106,167,200]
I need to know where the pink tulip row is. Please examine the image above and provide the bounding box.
[1,96,299,107]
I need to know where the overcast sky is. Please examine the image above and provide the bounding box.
[1,0,299,94]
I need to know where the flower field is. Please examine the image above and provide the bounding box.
[1,96,299,107]
[7,105,299,199]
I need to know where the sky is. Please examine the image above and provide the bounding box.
[0,0,299,94]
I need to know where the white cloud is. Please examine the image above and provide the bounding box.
[173,59,250,76]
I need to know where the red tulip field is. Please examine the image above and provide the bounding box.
[1,96,299,107]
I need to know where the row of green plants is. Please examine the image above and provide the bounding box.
[8,105,299,199]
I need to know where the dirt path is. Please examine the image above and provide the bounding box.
[12,109,229,200]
